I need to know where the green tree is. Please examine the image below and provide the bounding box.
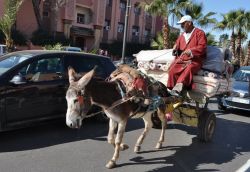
[32,0,43,30]
[215,11,239,62]
[234,9,250,65]
[206,33,217,46]
[0,0,24,50]
[151,31,179,50]
[141,0,194,49]
[184,3,217,28]
[218,34,229,48]
[243,40,250,66]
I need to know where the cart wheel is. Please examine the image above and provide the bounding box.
[198,109,216,142]
[151,111,162,129]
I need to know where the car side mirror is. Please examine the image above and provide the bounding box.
[10,74,27,85]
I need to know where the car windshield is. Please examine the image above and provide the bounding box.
[233,69,250,82]
[0,54,32,75]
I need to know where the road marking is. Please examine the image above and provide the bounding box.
[236,159,250,172]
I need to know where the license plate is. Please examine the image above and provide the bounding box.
[231,97,250,104]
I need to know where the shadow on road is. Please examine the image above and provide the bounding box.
[0,118,144,152]
[117,117,250,172]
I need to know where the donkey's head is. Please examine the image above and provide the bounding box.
[65,67,95,128]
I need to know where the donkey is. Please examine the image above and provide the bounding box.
[65,67,172,169]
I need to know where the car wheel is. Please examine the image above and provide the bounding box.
[198,109,216,142]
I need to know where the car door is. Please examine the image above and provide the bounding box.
[4,54,67,124]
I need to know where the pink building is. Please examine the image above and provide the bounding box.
[0,0,163,50]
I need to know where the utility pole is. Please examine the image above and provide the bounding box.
[121,0,131,64]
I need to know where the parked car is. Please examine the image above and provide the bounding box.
[0,44,7,56]
[218,66,250,111]
[0,50,116,131]
[61,46,82,52]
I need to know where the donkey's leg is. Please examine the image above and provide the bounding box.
[107,118,129,151]
[107,118,117,146]
[106,120,127,169]
[155,110,167,149]
[134,113,152,153]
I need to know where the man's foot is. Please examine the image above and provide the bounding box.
[169,90,180,96]
[172,83,184,93]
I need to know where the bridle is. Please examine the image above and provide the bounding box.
[68,85,90,118]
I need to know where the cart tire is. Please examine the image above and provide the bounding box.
[198,110,216,142]
[151,112,162,129]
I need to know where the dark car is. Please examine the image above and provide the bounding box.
[218,66,250,111]
[0,50,116,131]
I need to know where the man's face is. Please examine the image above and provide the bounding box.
[181,21,191,33]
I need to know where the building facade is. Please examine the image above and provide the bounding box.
[0,0,163,51]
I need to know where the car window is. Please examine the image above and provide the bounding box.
[65,54,106,78]
[233,69,250,82]
[18,57,63,82]
[0,54,31,75]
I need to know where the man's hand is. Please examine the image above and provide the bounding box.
[181,49,192,57]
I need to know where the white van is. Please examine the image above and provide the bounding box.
[0,44,7,56]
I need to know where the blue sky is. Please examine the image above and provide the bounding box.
[173,0,250,42]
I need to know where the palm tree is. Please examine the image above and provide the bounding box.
[141,0,194,49]
[32,0,43,30]
[151,31,179,49]
[0,0,23,51]
[215,11,241,63]
[218,34,229,48]
[50,0,67,38]
[206,33,217,46]
[185,3,217,28]
[243,40,250,66]
[234,10,250,65]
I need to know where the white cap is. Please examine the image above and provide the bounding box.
[177,15,193,24]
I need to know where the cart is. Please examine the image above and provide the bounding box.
[151,89,216,142]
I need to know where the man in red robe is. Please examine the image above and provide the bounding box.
[167,15,207,95]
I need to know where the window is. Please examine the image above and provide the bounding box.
[120,0,126,11]
[134,3,141,15]
[145,12,151,18]
[118,23,124,33]
[104,20,111,31]
[106,0,112,6]
[132,26,139,36]
[144,29,151,37]
[77,13,85,24]
[18,57,63,82]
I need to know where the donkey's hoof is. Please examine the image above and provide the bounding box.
[120,144,129,151]
[155,142,162,149]
[106,160,116,169]
[134,146,141,153]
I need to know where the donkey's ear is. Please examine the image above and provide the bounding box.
[68,66,77,84]
[77,68,95,88]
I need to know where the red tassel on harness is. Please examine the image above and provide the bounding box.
[133,77,147,93]
[78,96,84,105]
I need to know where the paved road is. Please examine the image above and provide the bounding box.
[0,99,249,172]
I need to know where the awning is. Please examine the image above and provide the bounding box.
[70,26,94,37]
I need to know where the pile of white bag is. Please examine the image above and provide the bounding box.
[134,46,233,98]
